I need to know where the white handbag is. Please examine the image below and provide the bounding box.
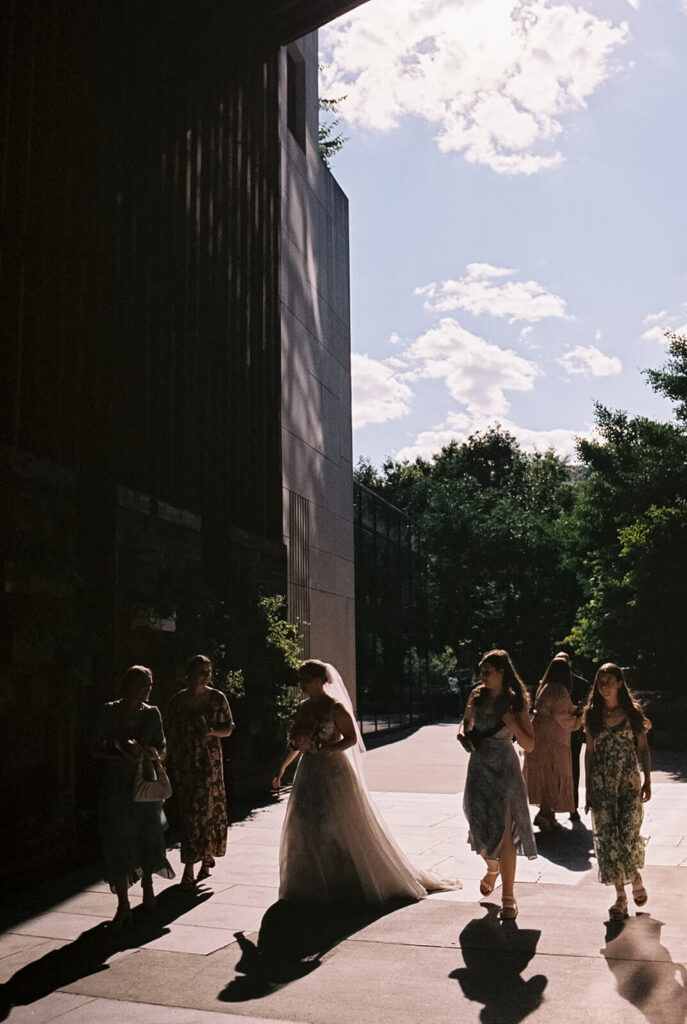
[132,760,172,802]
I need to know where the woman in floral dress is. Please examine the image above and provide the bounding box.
[524,657,583,831]
[584,663,651,920]
[461,649,536,921]
[167,655,234,887]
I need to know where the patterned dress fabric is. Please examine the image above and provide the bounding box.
[279,701,457,903]
[587,719,646,885]
[96,700,175,891]
[463,700,537,860]
[524,682,581,812]
[166,688,233,864]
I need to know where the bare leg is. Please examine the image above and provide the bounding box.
[500,816,517,900]
[180,861,196,886]
[499,814,518,919]
[609,883,629,919]
[112,877,132,928]
[141,872,156,909]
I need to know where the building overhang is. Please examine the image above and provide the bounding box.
[266,0,370,44]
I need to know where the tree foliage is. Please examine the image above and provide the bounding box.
[357,329,687,690]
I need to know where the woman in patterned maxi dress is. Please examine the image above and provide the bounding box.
[167,655,234,887]
[584,663,651,920]
[461,649,537,920]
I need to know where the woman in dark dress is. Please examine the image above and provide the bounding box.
[93,665,175,929]
[167,655,234,887]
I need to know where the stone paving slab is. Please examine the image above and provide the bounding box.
[1,727,685,1024]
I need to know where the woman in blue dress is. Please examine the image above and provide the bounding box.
[461,649,536,920]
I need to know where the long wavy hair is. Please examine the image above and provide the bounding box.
[583,662,649,738]
[540,657,572,691]
[473,649,529,714]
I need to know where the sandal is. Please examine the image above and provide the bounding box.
[608,894,628,920]
[499,897,518,920]
[479,864,500,896]
[179,872,197,890]
[632,877,648,907]
[197,862,212,880]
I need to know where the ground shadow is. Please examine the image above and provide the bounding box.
[218,898,405,1002]
[449,903,547,1024]
[602,914,687,1024]
[651,749,687,784]
[533,820,594,872]
[0,885,210,1022]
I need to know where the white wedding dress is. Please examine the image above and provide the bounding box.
[279,683,459,904]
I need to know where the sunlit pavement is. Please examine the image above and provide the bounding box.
[1,723,685,1024]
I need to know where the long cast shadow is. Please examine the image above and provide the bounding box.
[602,915,687,1024]
[219,898,407,1001]
[0,885,210,1022]
[449,903,547,1024]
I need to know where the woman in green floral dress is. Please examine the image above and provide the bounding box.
[584,663,651,920]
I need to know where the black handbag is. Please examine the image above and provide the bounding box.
[457,720,504,753]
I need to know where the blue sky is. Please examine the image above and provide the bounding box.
[319,0,687,466]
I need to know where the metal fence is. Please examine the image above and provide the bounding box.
[353,482,431,735]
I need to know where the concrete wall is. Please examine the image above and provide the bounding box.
[279,32,356,696]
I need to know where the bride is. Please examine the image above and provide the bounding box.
[272,659,459,903]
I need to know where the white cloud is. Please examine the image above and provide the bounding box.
[320,0,629,174]
[558,344,622,376]
[351,352,413,429]
[405,317,541,415]
[395,411,587,461]
[643,310,668,323]
[595,328,603,341]
[641,325,667,343]
[416,263,570,322]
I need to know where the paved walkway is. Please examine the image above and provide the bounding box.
[1,723,686,1024]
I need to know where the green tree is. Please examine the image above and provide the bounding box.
[645,331,687,421]
[357,428,581,684]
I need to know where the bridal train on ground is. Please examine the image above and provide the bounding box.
[276,662,459,904]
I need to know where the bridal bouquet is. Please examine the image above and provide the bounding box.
[289,718,329,752]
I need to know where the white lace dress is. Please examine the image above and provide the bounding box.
[279,707,457,904]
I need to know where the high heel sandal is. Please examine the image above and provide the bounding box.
[631,877,648,907]
[197,861,213,880]
[179,871,197,890]
[608,893,628,920]
[499,897,518,920]
[479,865,500,896]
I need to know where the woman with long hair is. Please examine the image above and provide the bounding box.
[524,656,583,831]
[584,663,651,920]
[460,649,536,920]
[167,655,234,888]
[273,659,459,904]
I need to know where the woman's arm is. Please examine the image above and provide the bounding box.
[637,731,651,802]
[272,746,301,789]
[584,729,595,810]
[549,683,583,731]
[207,693,235,739]
[503,709,535,752]
[460,693,476,733]
[322,703,358,753]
